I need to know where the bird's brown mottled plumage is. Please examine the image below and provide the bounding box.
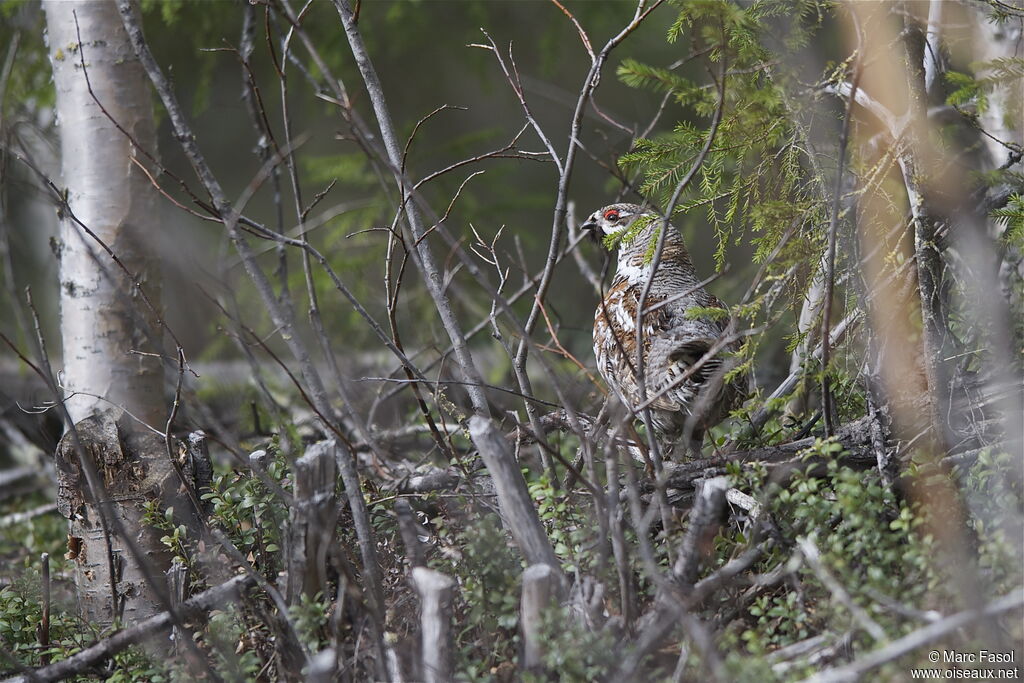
[584,203,744,457]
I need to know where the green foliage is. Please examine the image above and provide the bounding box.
[0,577,78,669]
[945,71,989,112]
[961,450,1024,594]
[303,153,379,191]
[103,648,171,683]
[946,56,1024,122]
[981,56,1024,82]
[992,192,1024,248]
[731,450,943,656]
[201,445,288,566]
[528,468,599,574]
[204,608,264,683]
[289,592,329,654]
[136,0,240,117]
[602,212,659,252]
[0,500,71,575]
[0,3,54,114]
[658,429,1022,682]
[431,509,521,679]
[615,0,873,444]
[618,0,831,304]
[139,0,185,27]
[0,496,86,671]
[617,58,702,102]
[141,501,194,573]
[526,606,620,682]
[1,1,1020,680]
[685,304,730,321]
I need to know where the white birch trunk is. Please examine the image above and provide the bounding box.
[970,8,1023,172]
[43,0,176,630]
[44,0,163,428]
[786,253,827,417]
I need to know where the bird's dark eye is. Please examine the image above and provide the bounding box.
[603,209,620,221]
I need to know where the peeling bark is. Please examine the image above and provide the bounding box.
[54,414,184,627]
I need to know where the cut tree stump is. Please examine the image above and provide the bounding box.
[520,563,566,674]
[285,440,338,604]
[54,413,205,629]
[411,567,456,683]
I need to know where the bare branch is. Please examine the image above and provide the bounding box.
[800,589,1024,683]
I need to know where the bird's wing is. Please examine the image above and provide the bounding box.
[646,297,734,384]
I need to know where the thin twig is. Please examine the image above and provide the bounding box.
[820,47,862,437]
[797,536,886,643]
[115,3,389,672]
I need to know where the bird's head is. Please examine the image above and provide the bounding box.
[581,203,648,243]
[582,203,671,255]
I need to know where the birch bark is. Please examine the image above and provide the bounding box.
[44,0,163,428]
[44,0,171,629]
[970,7,1023,172]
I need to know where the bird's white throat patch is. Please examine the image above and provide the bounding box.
[614,259,652,284]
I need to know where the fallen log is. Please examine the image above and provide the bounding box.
[657,416,877,501]
[395,416,878,503]
[0,503,58,529]
[0,466,47,503]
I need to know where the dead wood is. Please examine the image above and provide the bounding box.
[285,440,339,605]
[672,476,729,588]
[392,415,881,506]
[0,466,47,502]
[800,588,1024,683]
[411,567,456,683]
[468,416,561,570]
[519,564,566,674]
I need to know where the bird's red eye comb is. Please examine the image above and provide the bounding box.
[603,209,620,221]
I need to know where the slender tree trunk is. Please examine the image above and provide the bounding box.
[44,0,171,629]
[44,0,163,427]
[970,7,1023,173]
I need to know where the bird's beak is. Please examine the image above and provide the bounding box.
[581,217,601,243]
